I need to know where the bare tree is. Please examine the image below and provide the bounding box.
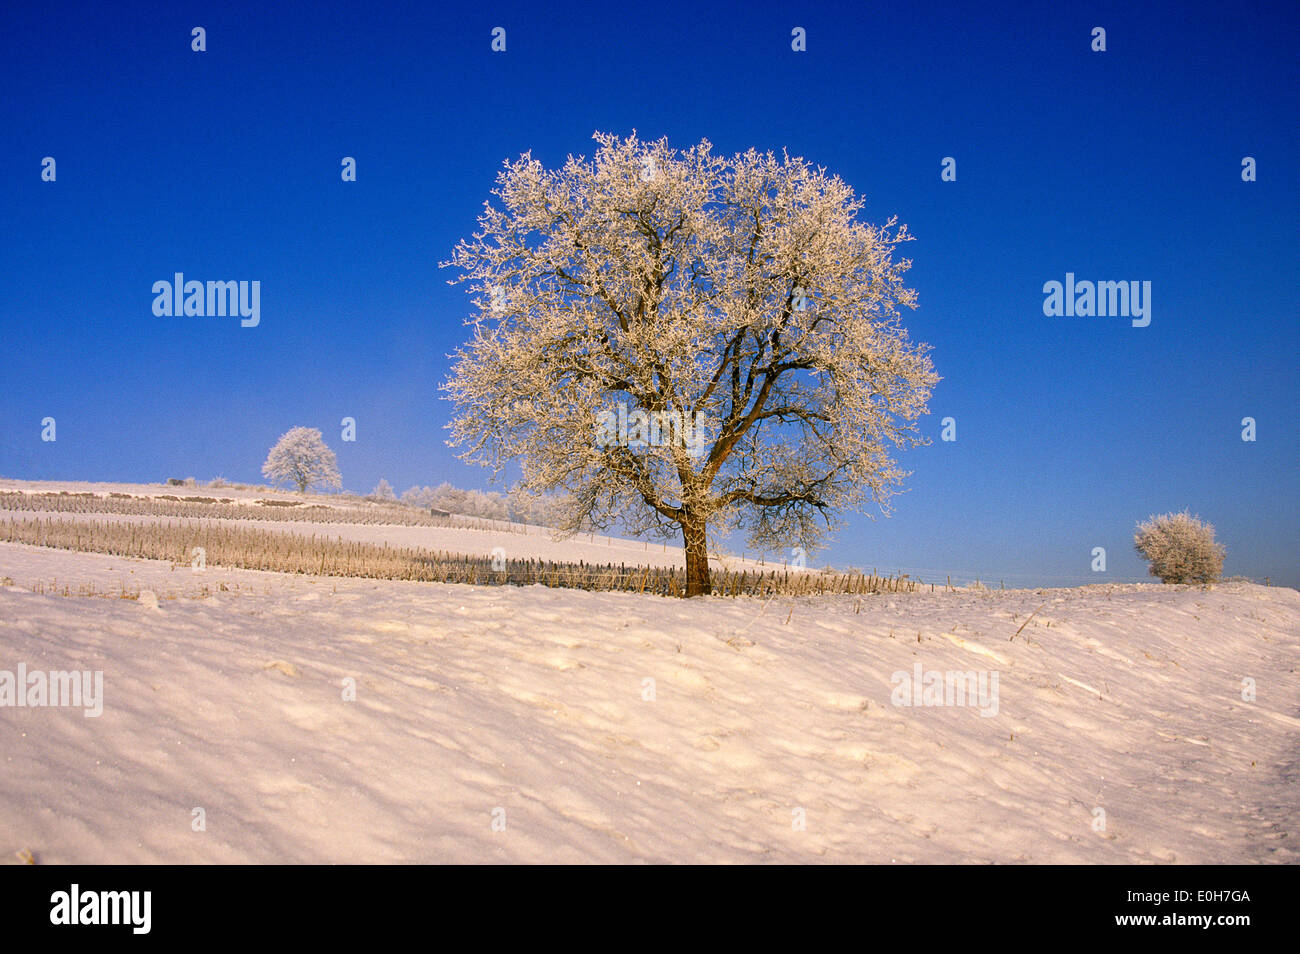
[443,132,938,596]
[261,427,342,494]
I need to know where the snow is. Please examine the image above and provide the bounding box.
[0,478,791,571]
[2,541,1296,863]
[0,509,780,572]
[0,478,798,571]
[0,477,313,506]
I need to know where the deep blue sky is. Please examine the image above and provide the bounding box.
[2,0,1296,587]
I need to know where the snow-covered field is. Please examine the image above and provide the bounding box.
[0,510,764,573]
[0,478,778,571]
[1,540,1296,864]
[0,477,339,507]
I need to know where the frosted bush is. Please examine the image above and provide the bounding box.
[1134,511,1226,584]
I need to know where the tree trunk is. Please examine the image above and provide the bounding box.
[682,513,711,597]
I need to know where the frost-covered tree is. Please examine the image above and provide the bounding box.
[432,483,469,515]
[261,427,342,493]
[1134,511,1226,584]
[507,486,577,528]
[370,478,396,501]
[400,485,430,508]
[442,132,939,596]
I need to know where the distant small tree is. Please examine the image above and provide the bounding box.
[370,478,396,501]
[1134,511,1226,584]
[508,486,576,528]
[435,483,469,515]
[401,485,432,508]
[261,427,342,493]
